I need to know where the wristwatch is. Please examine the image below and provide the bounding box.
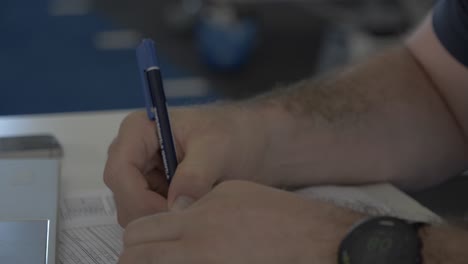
[338,216,425,264]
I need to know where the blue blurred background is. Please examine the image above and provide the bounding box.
[1,0,212,115]
[1,0,430,116]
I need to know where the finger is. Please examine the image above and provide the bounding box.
[167,142,225,208]
[105,136,168,207]
[113,111,160,171]
[104,112,169,225]
[110,165,168,227]
[144,168,169,197]
[124,212,185,247]
[104,113,159,192]
[119,241,189,264]
[113,191,168,227]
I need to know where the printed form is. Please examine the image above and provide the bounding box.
[58,190,123,264]
[57,184,440,264]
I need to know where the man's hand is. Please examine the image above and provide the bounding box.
[119,181,363,264]
[104,106,274,227]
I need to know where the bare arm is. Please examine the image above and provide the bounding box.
[105,8,468,228]
[407,14,468,140]
[252,17,468,190]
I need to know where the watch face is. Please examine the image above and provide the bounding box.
[338,217,422,264]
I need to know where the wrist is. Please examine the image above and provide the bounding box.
[419,225,439,264]
[419,225,468,264]
[245,92,343,188]
[240,97,304,187]
[223,99,293,186]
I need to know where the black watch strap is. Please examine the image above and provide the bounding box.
[338,216,425,264]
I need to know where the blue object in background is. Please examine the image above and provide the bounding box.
[196,11,258,72]
[0,0,213,116]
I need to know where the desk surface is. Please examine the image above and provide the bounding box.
[0,110,132,194]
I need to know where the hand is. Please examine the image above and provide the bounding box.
[104,105,273,227]
[119,181,364,264]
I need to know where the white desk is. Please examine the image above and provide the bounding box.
[0,110,134,194]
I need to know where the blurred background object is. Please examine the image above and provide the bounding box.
[0,0,215,116]
[93,0,434,98]
[1,0,433,116]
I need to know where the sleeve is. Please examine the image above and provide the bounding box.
[433,0,468,67]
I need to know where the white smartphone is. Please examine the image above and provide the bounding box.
[0,159,60,264]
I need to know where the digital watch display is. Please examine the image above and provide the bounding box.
[338,216,424,264]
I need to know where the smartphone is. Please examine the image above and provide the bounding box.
[0,134,63,159]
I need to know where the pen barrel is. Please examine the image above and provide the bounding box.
[145,69,178,181]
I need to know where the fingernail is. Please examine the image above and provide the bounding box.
[171,196,195,211]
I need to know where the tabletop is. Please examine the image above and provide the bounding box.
[0,110,133,194]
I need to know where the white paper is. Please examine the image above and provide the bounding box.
[296,184,441,223]
[58,225,122,264]
[59,190,118,229]
[296,185,394,215]
[58,190,123,264]
[57,184,440,264]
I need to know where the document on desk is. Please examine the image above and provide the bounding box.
[57,184,440,264]
[296,184,441,223]
[58,190,123,264]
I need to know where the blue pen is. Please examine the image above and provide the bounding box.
[136,39,178,183]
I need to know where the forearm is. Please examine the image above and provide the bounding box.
[251,46,468,189]
[421,225,468,264]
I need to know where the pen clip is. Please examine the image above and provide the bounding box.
[136,39,160,121]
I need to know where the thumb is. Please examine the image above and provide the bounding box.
[167,151,223,210]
